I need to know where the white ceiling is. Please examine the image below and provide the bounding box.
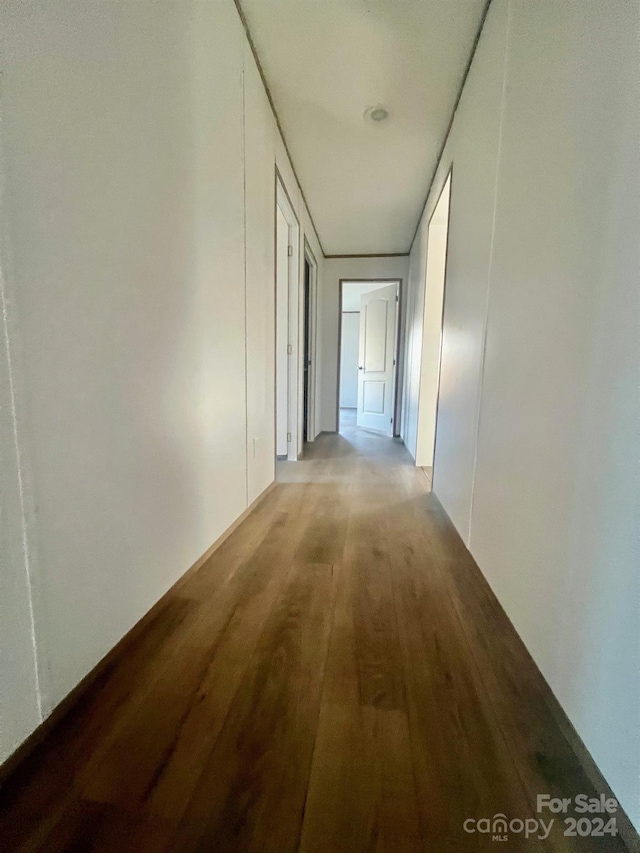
[239,0,487,255]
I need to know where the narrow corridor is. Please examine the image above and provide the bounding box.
[0,432,627,851]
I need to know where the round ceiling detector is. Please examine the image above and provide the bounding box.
[364,106,389,123]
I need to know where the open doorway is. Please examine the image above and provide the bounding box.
[337,280,401,437]
[302,245,318,444]
[415,170,452,483]
[303,257,311,442]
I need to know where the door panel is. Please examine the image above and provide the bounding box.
[363,300,388,371]
[357,283,398,434]
[363,381,385,414]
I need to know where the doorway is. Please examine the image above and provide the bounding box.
[275,173,316,462]
[415,170,452,479]
[303,258,311,443]
[302,245,318,444]
[337,280,401,437]
[275,175,300,462]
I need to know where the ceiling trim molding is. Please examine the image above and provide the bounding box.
[233,0,327,258]
[409,0,494,253]
[325,253,409,260]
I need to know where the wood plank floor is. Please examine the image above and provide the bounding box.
[0,419,630,851]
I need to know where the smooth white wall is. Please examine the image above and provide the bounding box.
[0,246,41,762]
[244,41,277,501]
[0,0,323,760]
[403,0,640,828]
[339,313,359,408]
[319,256,409,431]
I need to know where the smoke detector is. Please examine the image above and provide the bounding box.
[364,106,389,123]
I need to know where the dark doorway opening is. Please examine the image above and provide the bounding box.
[303,257,311,442]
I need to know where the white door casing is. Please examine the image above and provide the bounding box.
[275,203,289,457]
[275,177,300,461]
[357,283,398,435]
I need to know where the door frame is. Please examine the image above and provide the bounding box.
[275,169,301,462]
[303,241,318,444]
[336,278,404,435]
[416,164,454,482]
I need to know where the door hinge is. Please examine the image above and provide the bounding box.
[288,245,293,257]
[396,294,399,302]
[393,358,396,365]
[287,344,293,355]
[287,432,292,442]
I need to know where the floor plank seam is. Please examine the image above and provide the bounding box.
[295,560,344,853]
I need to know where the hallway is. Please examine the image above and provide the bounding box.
[0,433,627,852]
[338,406,357,435]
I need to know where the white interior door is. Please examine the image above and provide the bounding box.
[357,283,398,435]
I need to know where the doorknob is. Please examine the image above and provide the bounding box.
[358,366,363,370]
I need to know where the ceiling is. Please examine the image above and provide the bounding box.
[239,0,487,255]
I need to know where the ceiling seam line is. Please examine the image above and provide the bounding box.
[232,0,327,258]
[407,0,494,254]
[325,253,409,260]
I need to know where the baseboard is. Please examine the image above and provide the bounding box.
[431,491,639,853]
[543,691,640,852]
[0,479,276,790]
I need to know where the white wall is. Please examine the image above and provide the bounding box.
[0,0,323,762]
[319,256,409,431]
[244,40,278,500]
[0,251,41,761]
[339,313,359,408]
[403,0,640,828]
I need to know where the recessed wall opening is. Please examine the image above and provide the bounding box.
[415,170,452,482]
[337,279,401,437]
[275,197,289,459]
[302,244,318,445]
